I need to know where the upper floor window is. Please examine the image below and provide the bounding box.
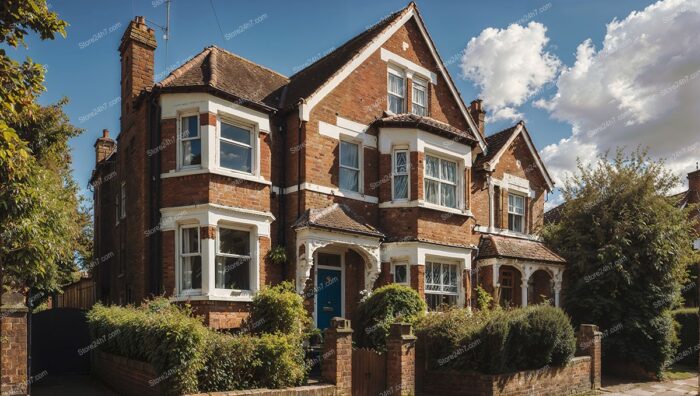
[388,71,405,113]
[412,78,427,116]
[220,120,253,173]
[179,226,202,291]
[508,194,525,233]
[425,261,458,310]
[215,227,251,290]
[392,150,409,200]
[120,182,126,219]
[114,193,119,225]
[339,140,360,192]
[180,115,201,167]
[425,155,458,209]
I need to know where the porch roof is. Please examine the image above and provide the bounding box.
[478,235,566,264]
[292,203,384,238]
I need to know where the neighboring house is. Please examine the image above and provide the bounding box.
[90,2,564,330]
[673,169,700,250]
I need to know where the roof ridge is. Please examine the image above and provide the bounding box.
[157,46,214,87]
[211,45,289,80]
[486,123,519,139]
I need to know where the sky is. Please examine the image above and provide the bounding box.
[10,0,700,208]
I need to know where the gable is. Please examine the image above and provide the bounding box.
[491,130,553,191]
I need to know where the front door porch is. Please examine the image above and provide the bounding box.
[478,258,564,308]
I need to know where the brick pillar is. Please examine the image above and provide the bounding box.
[577,324,602,389]
[322,317,353,395]
[386,323,417,396]
[1,292,28,396]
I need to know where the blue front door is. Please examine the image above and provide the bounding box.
[316,267,342,330]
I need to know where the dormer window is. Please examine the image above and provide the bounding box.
[508,193,525,233]
[412,78,427,116]
[179,114,201,167]
[387,69,405,113]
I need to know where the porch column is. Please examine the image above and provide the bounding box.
[521,279,528,307]
[554,283,561,307]
[553,268,564,308]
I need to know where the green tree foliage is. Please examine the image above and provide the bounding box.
[542,149,698,376]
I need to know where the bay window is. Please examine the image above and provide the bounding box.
[412,78,427,116]
[424,155,458,208]
[508,194,525,233]
[215,227,251,290]
[392,150,409,200]
[179,226,202,291]
[387,71,405,113]
[220,120,253,173]
[339,140,360,192]
[179,115,201,167]
[425,261,458,310]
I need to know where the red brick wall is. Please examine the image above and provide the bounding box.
[0,303,28,396]
[93,350,159,396]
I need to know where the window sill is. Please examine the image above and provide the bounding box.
[170,293,254,303]
[378,200,473,217]
[161,168,271,186]
[473,226,542,241]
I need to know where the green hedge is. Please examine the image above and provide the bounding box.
[246,281,311,338]
[671,308,698,367]
[355,284,427,351]
[416,305,576,374]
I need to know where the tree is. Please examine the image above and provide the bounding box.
[542,149,698,377]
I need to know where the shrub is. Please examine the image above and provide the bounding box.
[198,332,307,391]
[671,308,698,367]
[246,281,311,339]
[355,284,426,351]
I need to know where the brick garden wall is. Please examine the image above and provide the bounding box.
[0,293,28,396]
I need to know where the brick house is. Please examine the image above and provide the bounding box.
[90,2,565,330]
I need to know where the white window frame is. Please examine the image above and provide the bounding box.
[217,116,256,176]
[392,149,410,201]
[120,182,126,219]
[508,193,525,233]
[424,260,460,309]
[391,260,409,285]
[214,225,253,292]
[387,67,406,114]
[339,138,362,193]
[424,154,459,209]
[178,225,202,295]
[411,77,428,116]
[177,112,201,170]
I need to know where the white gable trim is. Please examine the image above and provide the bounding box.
[380,48,437,84]
[486,123,554,191]
[299,6,487,152]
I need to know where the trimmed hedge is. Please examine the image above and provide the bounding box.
[416,305,576,374]
[355,284,427,351]
[246,281,311,338]
[671,308,698,367]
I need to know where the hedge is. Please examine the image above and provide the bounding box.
[354,284,426,351]
[416,305,576,374]
[671,308,698,367]
[246,281,311,338]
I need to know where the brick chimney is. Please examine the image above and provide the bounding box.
[469,99,485,138]
[688,168,700,204]
[94,129,116,164]
[119,16,157,116]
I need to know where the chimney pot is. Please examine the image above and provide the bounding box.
[102,129,109,138]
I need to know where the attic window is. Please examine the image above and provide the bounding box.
[387,69,405,113]
[412,78,427,116]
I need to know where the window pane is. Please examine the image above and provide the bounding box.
[181,116,198,138]
[220,141,252,172]
[441,160,457,183]
[340,141,359,168]
[509,194,525,214]
[413,84,426,106]
[339,168,359,192]
[389,95,404,113]
[509,213,523,232]
[394,264,407,283]
[215,256,250,290]
[221,122,251,145]
[317,253,341,267]
[425,180,440,205]
[425,262,433,285]
[219,229,249,255]
[181,256,202,290]
[394,175,408,199]
[395,151,407,173]
[425,156,439,178]
[181,228,199,254]
[181,139,202,166]
[412,103,426,116]
[441,184,457,208]
[388,73,404,96]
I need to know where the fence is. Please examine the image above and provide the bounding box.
[55,277,96,310]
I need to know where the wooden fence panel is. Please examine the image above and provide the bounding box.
[352,348,386,396]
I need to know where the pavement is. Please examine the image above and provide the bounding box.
[31,374,117,396]
[600,376,698,395]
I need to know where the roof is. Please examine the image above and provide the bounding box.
[543,203,565,224]
[478,235,566,264]
[292,203,384,237]
[384,236,475,250]
[474,125,518,169]
[156,46,289,110]
[374,113,478,143]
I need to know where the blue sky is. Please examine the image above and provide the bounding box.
[10,0,697,203]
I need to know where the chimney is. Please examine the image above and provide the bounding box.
[688,168,700,204]
[95,129,116,164]
[119,16,157,116]
[469,99,485,138]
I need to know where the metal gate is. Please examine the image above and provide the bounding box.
[352,348,386,396]
[31,308,90,376]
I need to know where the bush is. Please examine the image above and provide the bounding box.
[671,308,698,367]
[355,284,426,351]
[416,305,576,374]
[198,332,307,391]
[246,281,310,339]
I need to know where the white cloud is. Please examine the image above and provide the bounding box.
[537,0,700,187]
[460,22,560,122]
